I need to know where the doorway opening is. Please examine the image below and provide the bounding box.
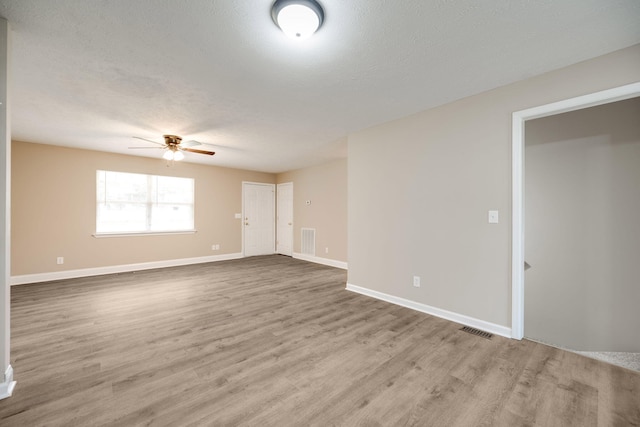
[511,82,640,339]
[511,82,640,370]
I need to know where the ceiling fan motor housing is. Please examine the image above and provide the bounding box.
[163,135,182,148]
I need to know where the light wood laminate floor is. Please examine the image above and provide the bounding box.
[1,255,638,426]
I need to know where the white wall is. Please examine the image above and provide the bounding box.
[348,44,640,332]
[524,97,640,352]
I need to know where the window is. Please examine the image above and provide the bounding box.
[96,170,194,235]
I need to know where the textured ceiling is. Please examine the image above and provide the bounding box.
[0,0,639,173]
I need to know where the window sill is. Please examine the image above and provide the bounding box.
[92,230,197,238]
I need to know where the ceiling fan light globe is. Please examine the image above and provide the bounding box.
[163,150,174,161]
[174,151,185,161]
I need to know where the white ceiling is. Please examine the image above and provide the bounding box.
[0,0,639,173]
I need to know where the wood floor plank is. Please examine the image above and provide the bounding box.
[0,255,638,426]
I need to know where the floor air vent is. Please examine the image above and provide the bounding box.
[460,326,493,340]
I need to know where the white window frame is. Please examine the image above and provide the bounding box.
[94,170,196,237]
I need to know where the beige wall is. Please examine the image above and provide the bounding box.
[348,44,640,328]
[12,141,275,276]
[277,157,347,262]
[524,97,640,352]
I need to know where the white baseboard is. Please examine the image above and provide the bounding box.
[292,253,348,270]
[345,283,511,338]
[10,253,244,286]
[0,365,16,400]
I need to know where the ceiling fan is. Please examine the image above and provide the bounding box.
[129,135,215,161]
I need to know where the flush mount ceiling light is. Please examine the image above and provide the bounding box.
[271,0,324,40]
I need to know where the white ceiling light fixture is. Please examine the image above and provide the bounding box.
[162,149,184,161]
[271,0,325,40]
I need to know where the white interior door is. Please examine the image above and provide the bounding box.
[277,182,293,256]
[243,182,275,257]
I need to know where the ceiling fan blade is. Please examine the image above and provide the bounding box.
[128,146,164,149]
[182,147,215,156]
[181,140,202,148]
[183,139,225,149]
[196,141,220,149]
[132,136,165,146]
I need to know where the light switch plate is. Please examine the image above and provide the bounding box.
[488,210,499,224]
[235,213,242,219]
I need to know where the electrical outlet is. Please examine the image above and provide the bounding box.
[57,257,64,265]
[413,276,420,288]
[212,244,220,251]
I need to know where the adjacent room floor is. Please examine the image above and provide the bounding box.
[0,256,638,426]
[576,351,640,372]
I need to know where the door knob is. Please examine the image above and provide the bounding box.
[245,222,249,226]
[288,222,292,226]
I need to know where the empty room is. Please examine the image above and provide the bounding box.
[0,1,639,426]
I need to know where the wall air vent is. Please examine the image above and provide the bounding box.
[301,228,316,256]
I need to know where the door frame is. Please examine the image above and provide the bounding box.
[511,81,640,339]
[276,182,294,256]
[242,181,276,257]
